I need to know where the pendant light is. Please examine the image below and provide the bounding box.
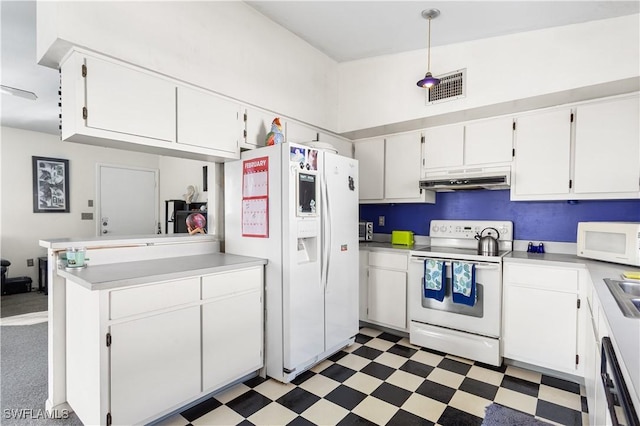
[416,9,441,88]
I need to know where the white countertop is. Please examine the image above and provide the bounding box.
[506,251,640,406]
[57,253,267,291]
[40,233,219,249]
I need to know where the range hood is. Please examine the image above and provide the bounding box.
[419,167,511,191]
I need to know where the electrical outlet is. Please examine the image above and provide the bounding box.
[378,216,385,226]
[27,258,34,267]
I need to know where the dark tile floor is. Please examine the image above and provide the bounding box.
[155,327,588,426]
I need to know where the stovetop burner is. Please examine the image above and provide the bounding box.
[410,220,514,263]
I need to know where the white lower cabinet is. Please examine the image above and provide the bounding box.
[502,262,584,375]
[110,307,201,425]
[364,250,408,331]
[65,266,263,426]
[359,250,369,321]
[202,268,263,392]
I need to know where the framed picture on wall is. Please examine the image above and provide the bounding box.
[32,156,70,213]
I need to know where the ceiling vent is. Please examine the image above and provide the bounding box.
[426,68,466,105]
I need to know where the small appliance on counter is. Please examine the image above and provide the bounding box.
[577,222,640,266]
[359,221,373,241]
[391,230,414,246]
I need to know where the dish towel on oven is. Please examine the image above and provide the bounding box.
[452,261,476,306]
[423,259,446,302]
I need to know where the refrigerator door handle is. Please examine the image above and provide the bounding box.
[324,173,332,291]
[321,174,331,290]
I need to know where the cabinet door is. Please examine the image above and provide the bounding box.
[512,109,572,198]
[367,267,407,330]
[464,117,513,166]
[84,56,176,142]
[503,285,578,372]
[243,107,276,149]
[585,304,599,426]
[359,250,369,321]
[423,124,464,169]
[318,132,354,158]
[574,97,640,195]
[176,86,240,155]
[354,139,385,200]
[385,132,422,199]
[110,306,200,425]
[286,121,318,143]
[202,290,262,391]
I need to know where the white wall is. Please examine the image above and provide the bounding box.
[0,126,215,281]
[37,1,339,133]
[337,14,640,132]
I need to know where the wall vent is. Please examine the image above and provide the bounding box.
[426,68,466,105]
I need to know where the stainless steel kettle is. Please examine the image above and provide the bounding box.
[475,227,500,256]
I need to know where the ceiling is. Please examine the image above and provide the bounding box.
[1,1,639,136]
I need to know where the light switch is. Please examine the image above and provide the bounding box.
[81,212,94,220]
[88,200,93,207]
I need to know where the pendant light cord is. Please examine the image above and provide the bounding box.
[427,17,432,72]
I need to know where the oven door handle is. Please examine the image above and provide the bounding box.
[410,257,500,270]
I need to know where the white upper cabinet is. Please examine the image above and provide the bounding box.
[176,86,240,155]
[355,134,435,204]
[422,117,513,175]
[318,132,354,158]
[511,109,572,199]
[61,49,241,161]
[84,55,176,143]
[423,124,464,170]
[511,94,639,201]
[354,138,385,200]
[242,107,276,149]
[464,117,513,166]
[385,132,423,200]
[286,121,318,144]
[573,96,640,196]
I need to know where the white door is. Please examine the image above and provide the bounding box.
[574,96,640,195]
[512,109,572,198]
[423,124,464,169]
[110,307,200,425]
[464,117,513,166]
[324,152,359,350]
[176,86,240,155]
[202,290,262,391]
[98,165,158,236]
[354,138,384,200]
[385,132,423,200]
[84,56,176,142]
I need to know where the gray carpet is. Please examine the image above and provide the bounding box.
[1,323,82,425]
[1,293,48,318]
[483,403,552,426]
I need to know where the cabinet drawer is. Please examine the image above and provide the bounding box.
[202,267,262,300]
[368,251,407,270]
[504,263,578,293]
[110,277,200,320]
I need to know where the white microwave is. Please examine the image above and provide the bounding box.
[577,222,640,267]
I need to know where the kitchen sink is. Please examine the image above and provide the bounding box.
[618,281,640,297]
[604,279,640,319]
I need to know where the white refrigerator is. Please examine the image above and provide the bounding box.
[225,142,359,383]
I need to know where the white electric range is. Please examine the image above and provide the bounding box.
[408,220,513,366]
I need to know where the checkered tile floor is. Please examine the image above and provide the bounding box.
[155,327,588,426]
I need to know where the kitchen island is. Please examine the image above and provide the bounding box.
[40,235,267,425]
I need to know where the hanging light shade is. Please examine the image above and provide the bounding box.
[416,9,441,88]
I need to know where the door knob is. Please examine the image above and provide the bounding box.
[103,230,108,234]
